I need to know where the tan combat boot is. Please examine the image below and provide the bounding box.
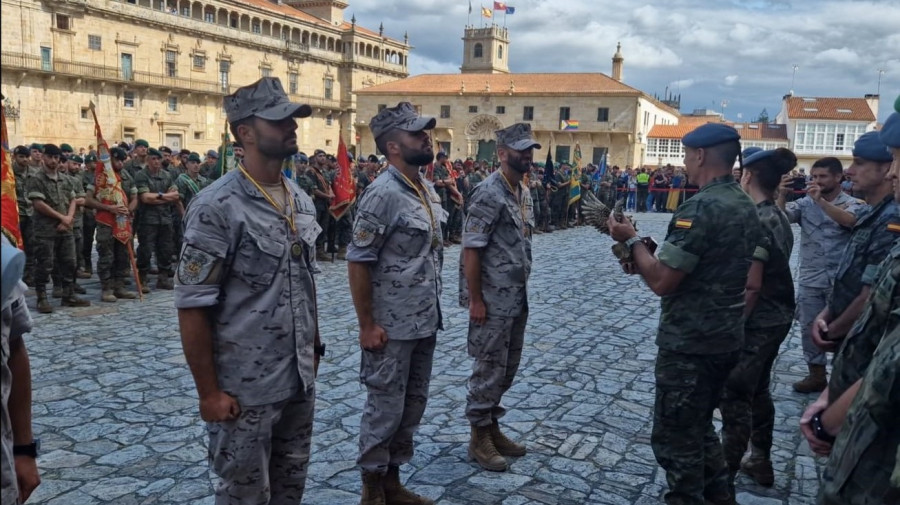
[468,424,507,471]
[100,281,117,303]
[490,419,526,457]
[73,282,87,294]
[359,471,386,505]
[61,286,91,307]
[740,444,774,487]
[793,364,827,394]
[156,272,174,290]
[113,280,139,300]
[36,291,54,314]
[52,285,65,298]
[382,465,433,505]
[316,245,330,262]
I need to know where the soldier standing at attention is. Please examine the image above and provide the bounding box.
[123,139,149,178]
[608,123,761,505]
[134,149,181,292]
[347,102,441,505]
[26,144,92,312]
[62,154,88,294]
[310,149,335,262]
[776,157,865,394]
[176,77,323,505]
[719,148,797,491]
[12,146,37,285]
[461,123,536,472]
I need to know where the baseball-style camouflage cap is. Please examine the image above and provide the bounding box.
[369,102,436,142]
[495,122,541,151]
[224,77,312,123]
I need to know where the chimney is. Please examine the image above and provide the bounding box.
[611,42,624,82]
[864,94,880,121]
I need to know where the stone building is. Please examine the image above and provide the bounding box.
[1,0,409,153]
[647,120,789,168]
[354,26,678,168]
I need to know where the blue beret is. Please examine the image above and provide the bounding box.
[682,123,741,149]
[853,131,892,162]
[741,146,763,161]
[879,112,900,149]
[744,149,776,166]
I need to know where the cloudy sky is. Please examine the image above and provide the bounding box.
[350,0,899,122]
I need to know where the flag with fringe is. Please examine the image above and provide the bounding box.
[329,134,356,219]
[214,120,236,179]
[0,95,21,248]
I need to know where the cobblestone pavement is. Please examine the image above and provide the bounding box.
[21,212,824,505]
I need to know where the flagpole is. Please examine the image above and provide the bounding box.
[503,8,507,27]
[467,0,471,26]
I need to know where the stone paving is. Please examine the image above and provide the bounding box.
[20,211,824,505]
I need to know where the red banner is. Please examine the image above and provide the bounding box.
[0,97,22,248]
[89,103,132,243]
[329,134,356,219]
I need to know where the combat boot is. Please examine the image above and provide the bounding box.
[73,282,87,294]
[741,444,774,487]
[337,246,348,261]
[382,465,433,505]
[36,292,54,314]
[77,268,92,279]
[139,274,151,294]
[468,424,507,471]
[113,280,139,300]
[156,272,174,290]
[316,245,330,262]
[490,419,526,457]
[52,285,64,298]
[61,287,91,307]
[100,281,117,303]
[359,471,386,505]
[792,364,827,394]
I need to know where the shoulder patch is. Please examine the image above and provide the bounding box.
[177,245,219,285]
[352,217,383,248]
[675,219,693,229]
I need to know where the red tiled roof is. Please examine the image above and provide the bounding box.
[355,73,642,96]
[239,0,401,43]
[647,124,700,139]
[785,96,876,121]
[730,122,788,141]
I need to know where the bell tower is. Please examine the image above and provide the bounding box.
[611,42,624,82]
[461,25,510,74]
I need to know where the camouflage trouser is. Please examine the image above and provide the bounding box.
[448,203,462,238]
[32,233,76,293]
[466,311,527,426]
[207,387,315,505]
[720,323,793,473]
[96,225,131,283]
[314,200,330,248]
[19,214,35,281]
[136,222,174,274]
[172,212,183,262]
[72,225,84,274]
[82,212,96,271]
[797,285,830,366]
[652,349,739,505]
[358,335,436,473]
[334,210,353,249]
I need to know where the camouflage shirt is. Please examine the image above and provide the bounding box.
[64,171,87,229]
[0,282,31,505]
[346,165,443,341]
[655,174,762,354]
[175,173,210,211]
[432,163,449,203]
[174,170,319,406]
[828,242,900,403]
[784,192,867,288]
[12,161,37,217]
[828,195,900,318]
[26,169,76,237]
[746,201,796,330]
[821,324,900,504]
[123,158,147,179]
[295,170,316,197]
[459,170,535,317]
[134,167,177,225]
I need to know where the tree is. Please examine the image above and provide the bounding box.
[754,108,770,123]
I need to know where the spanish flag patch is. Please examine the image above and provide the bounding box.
[888,223,900,233]
[675,219,693,229]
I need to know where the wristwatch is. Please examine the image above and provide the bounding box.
[13,439,40,458]
[810,410,836,443]
[624,236,642,250]
[156,192,164,200]
[314,343,326,357]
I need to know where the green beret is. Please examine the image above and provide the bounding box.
[187,153,202,163]
[84,154,97,163]
[135,139,150,148]
[70,155,83,163]
[60,143,74,153]
[30,143,43,152]
[147,148,162,158]
[109,148,127,161]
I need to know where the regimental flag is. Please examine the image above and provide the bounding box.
[560,119,579,131]
[214,120,236,179]
[482,6,492,17]
[506,6,516,14]
[493,1,506,9]
[0,95,21,248]
[89,102,132,244]
[329,134,356,219]
[569,143,582,205]
[542,148,554,187]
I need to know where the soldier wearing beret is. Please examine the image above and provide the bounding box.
[27,144,43,170]
[11,146,38,284]
[347,102,441,505]
[86,147,139,303]
[81,153,100,277]
[460,123,536,472]
[806,102,900,505]
[608,123,761,505]
[134,148,181,291]
[123,139,149,178]
[199,149,220,181]
[61,154,89,293]
[175,77,322,505]
[25,144,91,312]
[175,152,209,212]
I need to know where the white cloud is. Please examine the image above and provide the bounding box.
[724,75,739,86]
[812,48,860,66]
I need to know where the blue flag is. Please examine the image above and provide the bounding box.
[506,6,515,14]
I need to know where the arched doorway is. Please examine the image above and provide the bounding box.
[465,114,504,161]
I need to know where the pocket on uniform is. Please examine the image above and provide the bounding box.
[359,347,399,394]
[234,231,283,292]
[207,408,265,491]
[826,409,879,494]
[654,354,700,428]
[395,213,431,253]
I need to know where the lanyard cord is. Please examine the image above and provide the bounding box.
[238,162,296,235]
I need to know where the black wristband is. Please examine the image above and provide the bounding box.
[13,439,40,458]
[810,410,836,444]
[314,343,326,357]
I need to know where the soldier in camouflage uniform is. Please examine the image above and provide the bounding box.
[528,164,544,234]
[432,152,451,244]
[347,102,441,505]
[79,154,97,278]
[86,147,139,303]
[460,123,537,472]
[309,150,334,261]
[134,148,181,292]
[12,146,37,285]
[719,148,797,491]
[62,155,89,294]
[123,139,149,178]
[777,156,866,394]
[174,153,210,256]
[25,144,91,313]
[608,124,761,505]
[198,149,220,181]
[176,77,321,505]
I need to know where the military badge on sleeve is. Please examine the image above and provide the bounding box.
[177,245,220,285]
[352,217,383,248]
